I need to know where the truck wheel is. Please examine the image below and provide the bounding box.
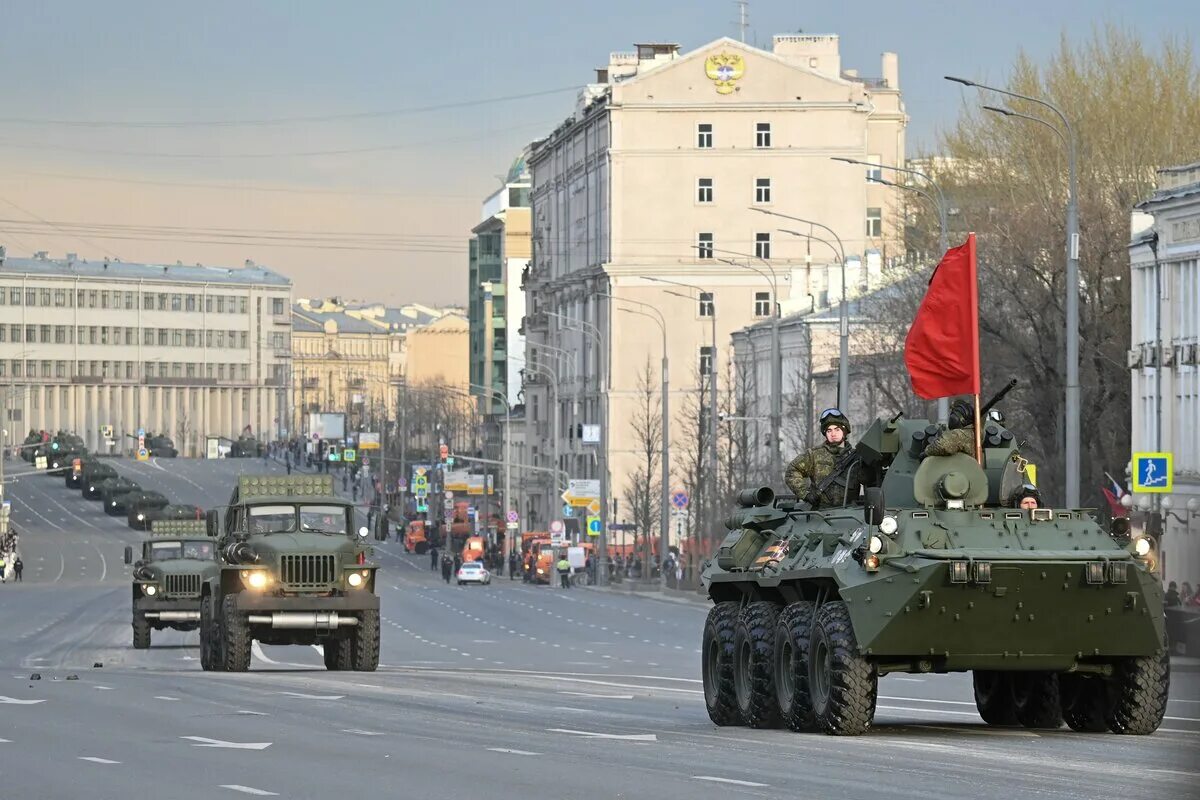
[323,639,352,671]
[1106,642,1170,735]
[200,595,224,672]
[1059,674,1110,732]
[702,601,740,726]
[351,610,380,672]
[132,616,151,649]
[972,671,1018,725]
[1011,672,1063,728]
[733,601,781,728]
[808,601,876,736]
[774,601,818,732]
[221,595,252,672]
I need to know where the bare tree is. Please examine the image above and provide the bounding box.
[621,359,662,576]
[674,366,711,558]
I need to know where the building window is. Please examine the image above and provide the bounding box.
[173,329,183,347]
[40,325,51,343]
[26,325,36,343]
[755,291,772,317]
[171,294,182,311]
[698,291,714,317]
[54,289,65,307]
[155,293,166,311]
[125,362,134,379]
[55,361,66,379]
[100,327,109,346]
[12,361,21,378]
[40,361,51,378]
[238,297,247,314]
[184,294,195,311]
[216,296,226,313]
[186,330,196,347]
[100,291,109,309]
[172,362,182,378]
[86,290,96,308]
[0,289,6,306]
[55,326,67,344]
[866,154,882,182]
[26,290,36,306]
[143,293,154,310]
[699,346,714,376]
[697,233,714,260]
[0,327,5,342]
[158,329,168,346]
[125,328,135,345]
[755,177,771,204]
[124,291,134,310]
[144,329,154,346]
[755,232,771,260]
[272,297,285,315]
[756,122,772,148]
[205,295,213,313]
[697,177,714,203]
[697,122,713,148]
[866,207,882,237]
[11,289,21,305]
[40,289,50,306]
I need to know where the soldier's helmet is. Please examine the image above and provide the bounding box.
[948,399,973,430]
[1008,483,1042,508]
[819,408,851,435]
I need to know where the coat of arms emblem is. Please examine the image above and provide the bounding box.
[704,52,745,94]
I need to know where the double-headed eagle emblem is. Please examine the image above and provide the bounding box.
[704,52,745,94]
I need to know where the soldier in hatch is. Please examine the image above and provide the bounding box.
[1008,483,1042,510]
[785,409,861,508]
[924,399,978,457]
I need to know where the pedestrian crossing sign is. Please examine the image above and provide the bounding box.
[1131,452,1172,493]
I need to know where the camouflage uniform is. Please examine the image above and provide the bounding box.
[785,442,859,508]
[924,427,976,457]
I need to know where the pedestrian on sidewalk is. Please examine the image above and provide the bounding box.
[430,547,439,570]
[509,550,519,580]
[441,554,452,583]
[13,557,22,582]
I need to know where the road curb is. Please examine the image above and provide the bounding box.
[586,583,709,607]
[1171,656,1200,673]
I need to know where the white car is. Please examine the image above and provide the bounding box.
[456,561,491,586]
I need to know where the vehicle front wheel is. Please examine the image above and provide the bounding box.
[1106,641,1170,735]
[221,595,252,672]
[702,601,740,726]
[774,601,817,732]
[733,601,781,728]
[972,671,1017,725]
[132,616,151,649]
[1011,672,1063,729]
[808,601,876,736]
[323,639,352,671]
[199,595,223,672]
[351,610,380,672]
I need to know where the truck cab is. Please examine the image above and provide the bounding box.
[199,474,380,673]
[124,519,219,649]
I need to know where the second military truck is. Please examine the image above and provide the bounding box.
[125,519,220,649]
[199,474,380,672]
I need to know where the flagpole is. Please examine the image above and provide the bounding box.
[968,232,983,465]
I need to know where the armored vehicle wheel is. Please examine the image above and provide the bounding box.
[733,602,781,728]
[972,671,1018,725]
[808,601,876,736]
[132,617,151,649]
[774,601,818,732]
[702,601,740,726]
[1011,672,1062,729]
[351,610,380,672]
[1059,674,1109,732]
[221,595,252,672]
[1106,642,1170,735]
[199,595,220,671]
[323,639,352,671]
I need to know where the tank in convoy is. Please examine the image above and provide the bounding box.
[199,474,380,672]
[124,519,220,649]
[701,412,1168,736]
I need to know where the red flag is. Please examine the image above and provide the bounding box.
[904,233,981,399]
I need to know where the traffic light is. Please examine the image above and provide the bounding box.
[446,456,455,468]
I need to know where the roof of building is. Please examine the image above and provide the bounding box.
[291,304,383,335]
[1135,179,1200,210]
[0,253,291,287]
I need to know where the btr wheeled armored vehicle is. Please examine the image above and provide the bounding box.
[126,491,170,530]
[102,478,143,515]
[199,474,379,672]
[80,462,120,499]
[124,520,219,648]
[701,414,1168,737]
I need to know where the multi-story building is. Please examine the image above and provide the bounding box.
[469,152,530,415]
[522,34,907,532]
[1129,162,1200,588]
[0,250,292,455]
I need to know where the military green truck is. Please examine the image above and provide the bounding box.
[124,519,219,649]
[199,474,379,673]
[701,414,1169,736]
[102,478,143,515]
[126,491,170,530]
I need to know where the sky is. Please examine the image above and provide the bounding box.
[0,1,1193,305]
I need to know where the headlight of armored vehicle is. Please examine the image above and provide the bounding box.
[878,516,898,536]
[1133,536,1152,557]
[347,572,364,588]
[868,535,885,554]
[142,584,158,596]
[240,569,271,590]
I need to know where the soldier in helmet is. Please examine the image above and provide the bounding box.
[1008,483,1041,510]
[924,399,977,457]
[785,409,861,508]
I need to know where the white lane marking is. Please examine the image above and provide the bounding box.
[0,695,46,705]
[1165,715,1200,722]
[341,729,386,736]
[181,736,272,750]
[488,747,540,756]
[1147,769,1200,778]
[892,677,926,683]
[879,695,976,706]
[558,691,635,699]
[693,776,769,788]
[876,705,981,718]
[7,495,63,531]
[236,710,268,716]
[78,756,120,764]
[250,641,312,669]
[277,691,345,700]
[553,706,590,713]
[220,786,278,796]
[94,686,114,691]
[922,725,1038,738]
[547,728,657,742]
[154,696,179,701]
[88,540,108,582]
[473,639,497,643]
[0,737,10,743]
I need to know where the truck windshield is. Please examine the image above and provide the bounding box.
[246,505,347,535]
[299,505,347,534]
[248,505,299,534]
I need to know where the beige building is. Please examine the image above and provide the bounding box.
[0,250,292,455]
[522,34,907,531]
[291,299,468,434]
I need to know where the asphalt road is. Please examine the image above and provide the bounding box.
[1,455,1198,800]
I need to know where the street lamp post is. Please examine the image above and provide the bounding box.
[749,208,850,412]
[832,155,950,252]
[946,75,1080,508]
[598,292,670,588]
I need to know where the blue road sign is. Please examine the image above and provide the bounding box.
[587,516,602,537]
[562,504,574,518]
[670,490,689,510]
[1132,452,1173,493]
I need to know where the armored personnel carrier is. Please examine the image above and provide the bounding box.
[701,414,1169,736]
[126,491,170,530]
[102,478,143,515]
[124,520,219,649]
[145,434,178,458]
[199,474,379,673]
[80,462,120,499]
[46,433,86,475]
[230,435,263,458]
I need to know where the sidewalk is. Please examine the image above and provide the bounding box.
[586,580,708,607]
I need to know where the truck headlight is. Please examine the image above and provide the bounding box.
[137,513,144,521]
[878,516,898,535]
[347,572,364,587]
[240,569,270,589]
[143,584,157,596]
